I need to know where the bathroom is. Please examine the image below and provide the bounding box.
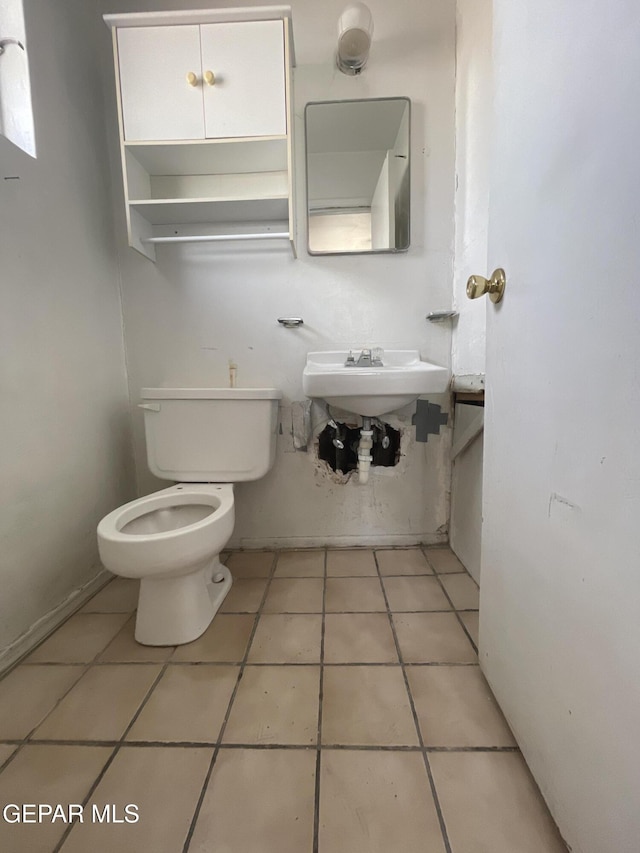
[0,0,638,850]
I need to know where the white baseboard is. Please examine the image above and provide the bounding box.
[0,569,112,676]
[228,533,448,550]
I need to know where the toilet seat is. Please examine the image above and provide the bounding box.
[98,483,234,578]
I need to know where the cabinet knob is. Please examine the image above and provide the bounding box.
[186,71,199,87]
[204,70,216,86]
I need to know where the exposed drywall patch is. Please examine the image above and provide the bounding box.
[314,456,353,485]
[292,400,311,450]
[280,401,313,453]
[412,400,449,442]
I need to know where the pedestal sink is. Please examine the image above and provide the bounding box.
[302,350,449,417]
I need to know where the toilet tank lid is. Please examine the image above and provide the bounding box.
[141,387,283,400]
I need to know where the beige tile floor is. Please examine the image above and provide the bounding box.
[0,547,567,853]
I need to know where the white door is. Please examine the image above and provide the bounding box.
[117,25,205,141]
[480,2,640,852]
[200,21,286,139]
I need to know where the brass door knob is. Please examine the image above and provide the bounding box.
[466,268,506,303]
[203,70,216,86]
[186,71,199,87]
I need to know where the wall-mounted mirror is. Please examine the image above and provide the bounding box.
[305,97,410,255]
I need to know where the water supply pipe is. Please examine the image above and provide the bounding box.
[358,417,374,484]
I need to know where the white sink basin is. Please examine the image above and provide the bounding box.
[302,350,449,417]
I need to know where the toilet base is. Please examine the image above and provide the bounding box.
[134,558,232,646]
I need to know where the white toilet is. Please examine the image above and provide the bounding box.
[97,387,281,646]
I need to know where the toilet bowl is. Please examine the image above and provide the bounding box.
[98,484,234,645]
[96,387,281,646]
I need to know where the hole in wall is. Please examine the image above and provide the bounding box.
[318,422,401,474]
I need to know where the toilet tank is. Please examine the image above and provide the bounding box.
[140,388,282,482]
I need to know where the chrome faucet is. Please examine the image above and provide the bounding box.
[345,348,384,367]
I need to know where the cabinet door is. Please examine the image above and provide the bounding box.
[117,25,205,141]
[200,21,286,139]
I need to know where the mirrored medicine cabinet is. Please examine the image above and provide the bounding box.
[304,97,410,255]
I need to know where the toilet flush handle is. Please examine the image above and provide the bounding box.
[138,403,161,412]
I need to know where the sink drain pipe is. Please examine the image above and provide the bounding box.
[358,417,374,484]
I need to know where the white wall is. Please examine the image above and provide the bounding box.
[0,0,134,661]
[102,0,457,547]
[451,0,491,385]
[481,1,640,850]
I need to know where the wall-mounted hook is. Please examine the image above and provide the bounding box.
[426,310,458,323]
[277,317,304,328]
[0,38,25,56]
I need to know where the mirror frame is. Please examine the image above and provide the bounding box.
[304,97,411,257]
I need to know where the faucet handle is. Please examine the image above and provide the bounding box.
[345,350,356,367]
[372,347,384,365]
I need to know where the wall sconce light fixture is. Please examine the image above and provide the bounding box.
[336,3,374,76]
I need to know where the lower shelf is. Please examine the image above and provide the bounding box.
[128,195,289,226]
[143,231,290,245]
[127,215,296,260]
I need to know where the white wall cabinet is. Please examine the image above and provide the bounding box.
[105,7,295,261]
[200,21,286,139]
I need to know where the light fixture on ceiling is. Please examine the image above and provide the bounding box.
[336,3,374,76]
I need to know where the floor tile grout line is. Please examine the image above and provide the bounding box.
[227,571,470,582]
[425,745,520,753]
[0,660,483,679]
[41,660,478,664]
[79,607,137,614]
[321,744,520,753]
[454,615,479,655]
[52,659,171,853]
[181,550,278,853]
[313,547,328,853]
[219,607,477,616]
[420,547,479,655]
[12,738,521,753]
[373,551,454,853]
[24,740,516,752]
